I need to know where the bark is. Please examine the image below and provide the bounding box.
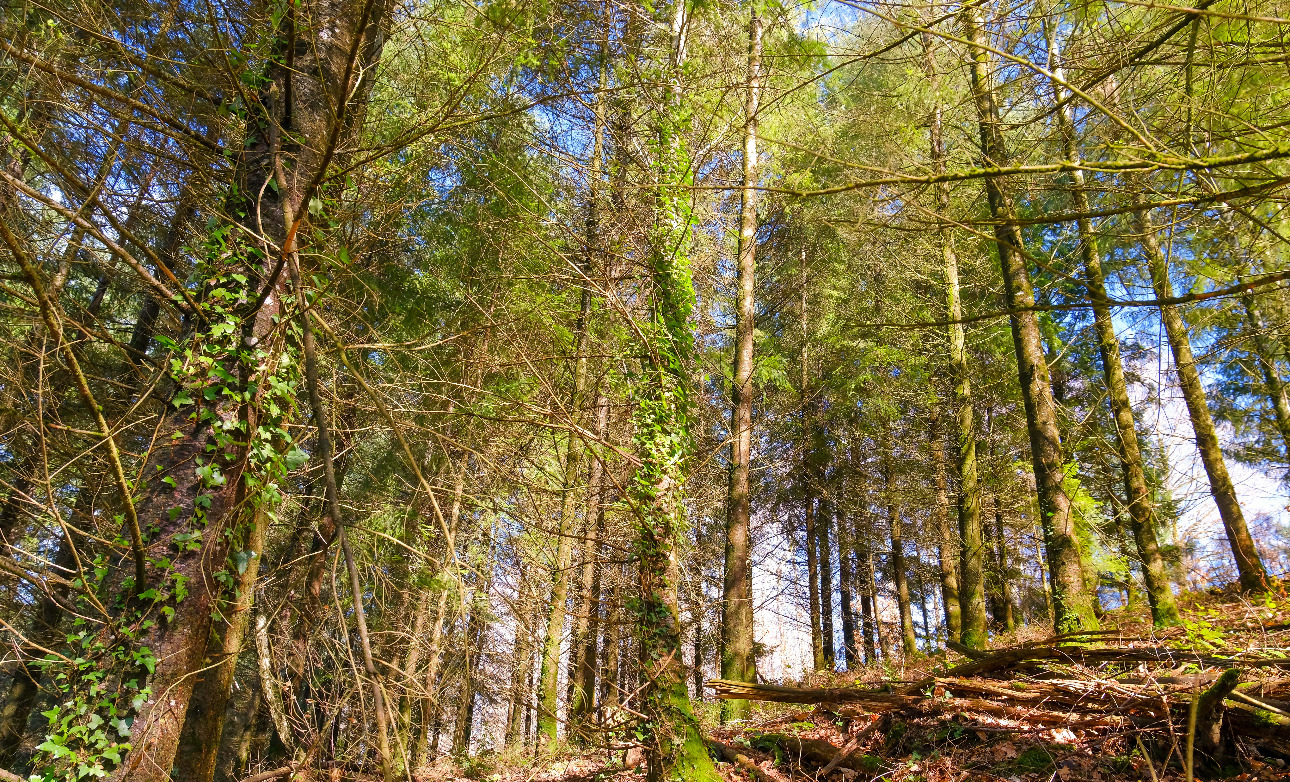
[507,613,533,748]
[927,408,962,644]
[805,493,824,671]
[536,172,597,748]
[293,253,393,781]
[101,0,389,775]
[962,6,1098,634]
[818,500,836,668]
[569,396,609,735]
[172,506,270,782]
[722,7,762,721]
[415,466,466,764]
[837,509,858,669]
[869,548,891,661]
[921,29,985,650]
[631,4,722,777]
[1045,28,1181,627]
[883,436,917,657]
[992,498,1017,632]
[1134,196,1269,592]
[452,555,492,756]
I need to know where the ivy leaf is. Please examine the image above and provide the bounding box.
[284,447,309,471]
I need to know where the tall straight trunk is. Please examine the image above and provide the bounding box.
[415,466,467,765]
[507,606,534,747]
[992,498,1017,632]
[598,565,624,717]
[631,3,721,778]
[453,593,490,755]
[837,509,858,669]
[1134,196,1269,592]
[962,6,1097,634]
[721,7,762,720]
[569,396,609,736]
[1045,28,1181,627]
[927,408,962,644]
[869,548,892,660]
[817,501,835,668]
[883,436,917,656]
[805,495,824,670]
[858,587,876,665]
[566,38,609,736]
[921,28,985,651]
[537,165,597,749]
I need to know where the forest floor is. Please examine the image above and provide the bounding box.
[416,585,1290,782]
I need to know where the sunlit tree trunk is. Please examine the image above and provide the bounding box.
[962,6,1097,634]
[927,408,961,644]
[1134,194,1269,593]
[922,30,985,649]
[818,498,836,668]
[631,2,721,778]
[721,5,762,721]
[837,509,858,668]
[1045,26,1181,627]
[883,431,917,656]
[569,395,609,735]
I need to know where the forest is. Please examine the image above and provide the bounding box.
[2,0,1290,779]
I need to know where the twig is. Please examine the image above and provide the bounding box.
[1185,677,1200,782]
[1135,734,1160,782]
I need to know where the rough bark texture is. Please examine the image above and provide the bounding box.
[569,396,609,734]
[883,436,918,657]
[721,6,761,721]
[818,499,836,668]
[923,31,985,649]
[837,510,858,669]
[1135,198,1268,593]
[1047,30,1180,627]
[172,507,269,782]
[962,5,1098,634]
[928,409,962,644]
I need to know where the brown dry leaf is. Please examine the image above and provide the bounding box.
[992,741,1019,761]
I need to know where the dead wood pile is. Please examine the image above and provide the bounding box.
[706,629,1290,777]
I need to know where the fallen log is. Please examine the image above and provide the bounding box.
[707,679,915,709]
[709,740,791,782]
[750,733,881,774]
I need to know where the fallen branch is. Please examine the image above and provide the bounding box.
[710,740,790,782]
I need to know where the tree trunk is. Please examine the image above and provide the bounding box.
[921,28,986,650]
[630,3,721,777]
[992,498,1018,632]
[721,6,762,720]
[805,493,824,671]
[962,5,1098,634]
[536,183,597,750]
[883,435,917,657]
[1134,195,1269,592]
[1045,27,1181,627]
[100,1,389,775]
[817,500,835,669]
[837,509,858,669]
[172,506,269,782]
[569,396,609,736]
[927,408,962,644]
